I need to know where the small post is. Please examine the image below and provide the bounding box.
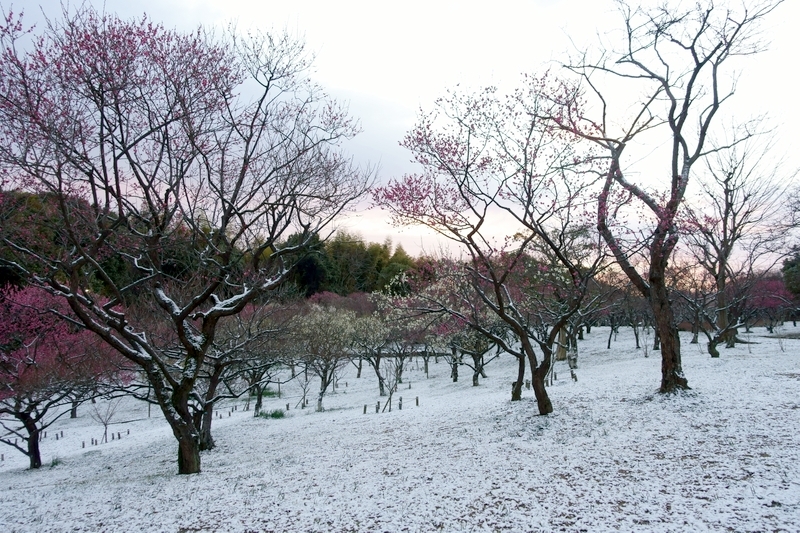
[127,429,130,435]
[61,430,64,438]
[1,454,3,461]
[117,432,121,440]
[112,433,114,441]
[399,397,403,410]
[376,401,380,413]
[408,382,411,389]
[56,434,59,441]
[82,442,85,449]
[416,396,419,406]
[363,404,367,414]
[286,403,290,411]
[525,380,531,390]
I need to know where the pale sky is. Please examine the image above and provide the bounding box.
[21,0,800,255]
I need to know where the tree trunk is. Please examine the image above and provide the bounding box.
[23,416,42,469]
[707,338,721,358]
[70,400,79,419]
[556,327,567,360]
[177,433,201,475]
[650,279,689,392]
[356,357,362,378]
[523,336,552,415]
[450,346,459,383]
[198,407,215,451]
[511,356,524,401]
[253,384,264,417]
[472,353,482,386]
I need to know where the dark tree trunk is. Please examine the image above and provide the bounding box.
[253,384,264,417]
[177,432,201,475]
[355,357,362,378]
[523,336,552,415]
[70,400,78,419]
[23,416,42,469]
[650,279,689,392]
[151,366,203,474]
[707,338,721,358]
[198,407,215,451]
[511,356,524,401]
[371,353,387,396]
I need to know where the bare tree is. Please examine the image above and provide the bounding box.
[374,76,605,414]
[0,8,370,473]
[682,135,794,353]
[555,0,784,391]
[90,398,122,444]
[294,305,356,412]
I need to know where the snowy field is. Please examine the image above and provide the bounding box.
[1,326,799,532]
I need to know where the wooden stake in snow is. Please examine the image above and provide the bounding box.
[376,401,380,413]
[363,404,367,414]
[399,397,403,410]
[416,397,419,406]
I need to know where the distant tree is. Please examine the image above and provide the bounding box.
[294,304,356,411]
[682,135,793,351]
[0,286,124,468]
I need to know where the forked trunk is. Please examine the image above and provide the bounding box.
[528,347,553,415]
[707,338,721,358]
[450,346,459,383]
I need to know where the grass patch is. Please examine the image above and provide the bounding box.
[258,409,285,419]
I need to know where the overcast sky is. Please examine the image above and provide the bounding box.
[22,0,800,255]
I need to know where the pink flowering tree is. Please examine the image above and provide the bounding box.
[0,7,370,474]
[373,77,605,414]
[549,1,783,391]
[0,286,124,469]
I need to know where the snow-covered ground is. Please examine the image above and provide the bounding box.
[1,326,799,532]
